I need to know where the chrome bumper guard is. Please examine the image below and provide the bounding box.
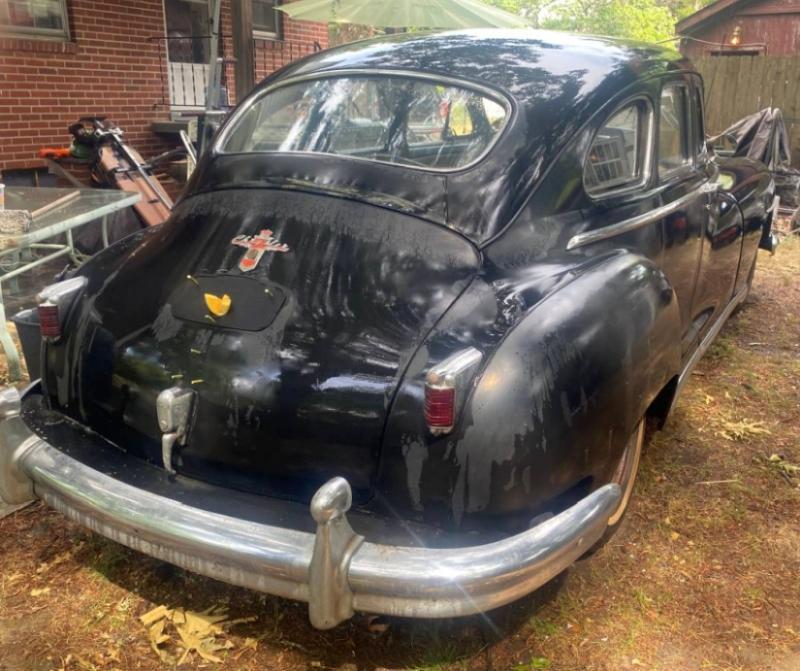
[0,387,621,629]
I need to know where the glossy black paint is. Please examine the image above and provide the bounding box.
[38,30,773,539]
[191,30,693,244]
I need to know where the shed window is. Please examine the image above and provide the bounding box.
[585,101,648,195]
[659,85,691,175]
[0,0,69,38]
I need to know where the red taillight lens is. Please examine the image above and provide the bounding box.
[38,302,61,338]
[424,385,455,431]
[422,348,482,436]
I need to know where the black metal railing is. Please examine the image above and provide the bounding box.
[253,37,322,80]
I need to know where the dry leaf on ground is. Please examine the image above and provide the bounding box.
[139,603,257,665]
[717,418,771,441]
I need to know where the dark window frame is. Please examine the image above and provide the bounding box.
[0,0,69,40]
[252,0,282,39]
[690,79,709,164]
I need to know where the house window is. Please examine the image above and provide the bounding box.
[253,0,281,38]
[0,0,69,39]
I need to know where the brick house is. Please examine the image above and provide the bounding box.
[0,0,329,176]
[677,0,800,59]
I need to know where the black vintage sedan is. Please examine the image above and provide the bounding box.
[0,30,778,629]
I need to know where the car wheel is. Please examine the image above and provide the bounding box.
[583,417,645,555]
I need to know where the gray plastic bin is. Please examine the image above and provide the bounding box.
[11,308,41,381]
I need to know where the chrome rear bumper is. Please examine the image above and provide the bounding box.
[0,387,620,629]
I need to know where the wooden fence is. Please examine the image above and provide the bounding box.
[694,56,800,165]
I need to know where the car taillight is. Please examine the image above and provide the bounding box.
[36,276,88,341]
[38,302,61,338]
[424,347,483,436]
[424,378,456,432]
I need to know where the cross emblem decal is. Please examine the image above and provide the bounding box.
[231,229,289,272]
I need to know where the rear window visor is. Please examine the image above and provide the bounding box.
[217,73,510,172]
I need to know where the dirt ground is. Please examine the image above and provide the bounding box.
[0,240,798,671]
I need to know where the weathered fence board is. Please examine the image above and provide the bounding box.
[694,55,800,165]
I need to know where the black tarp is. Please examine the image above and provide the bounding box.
[711,107,800,209]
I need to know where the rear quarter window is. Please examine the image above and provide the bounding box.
[584,99,652,197]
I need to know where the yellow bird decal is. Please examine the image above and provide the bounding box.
[204,292,232,317]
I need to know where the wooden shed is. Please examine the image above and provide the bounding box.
[677,0,800,58]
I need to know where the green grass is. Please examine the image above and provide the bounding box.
[514,658,551,670]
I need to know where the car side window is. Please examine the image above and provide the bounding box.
[658,84,691,176]
[584,100,649,196]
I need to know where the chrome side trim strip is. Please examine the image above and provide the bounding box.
[675,284,749,400]
[567,179,719,251]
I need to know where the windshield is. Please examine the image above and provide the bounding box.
[219,75,509,171]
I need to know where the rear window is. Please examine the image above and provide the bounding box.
[218,75,509,171]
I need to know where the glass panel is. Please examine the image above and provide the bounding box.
[221,76,508,170]
[585,104,642,194]
[253,0,277,34]
[3,187,137,240]
[1,0,66,34]
[659,85,689,175]
[165,0,210,64]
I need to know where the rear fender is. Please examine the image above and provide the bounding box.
[378,251,681,529]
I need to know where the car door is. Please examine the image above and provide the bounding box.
[686,78,745,345]
[655,77,715,358]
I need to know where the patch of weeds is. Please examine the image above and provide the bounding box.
[528,616,558,638]
[632,588,653,613]
[514,658,551,670]
[725,500,749,524]
[707,337,736,362]
[108,594,135,629]
[552,587,583,623]
[85,537,129,581]
[742,585,766,609]
[411,640,464,671]
[755,453,799,485]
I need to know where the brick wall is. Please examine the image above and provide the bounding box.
[0,0,172,171]
[0,0,329,173]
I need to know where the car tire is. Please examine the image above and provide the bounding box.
[583,417,645,556]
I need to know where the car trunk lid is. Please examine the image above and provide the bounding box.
[58,188,479,504]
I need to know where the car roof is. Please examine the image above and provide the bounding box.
[278,29,690,103]
[206,31,694,245]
